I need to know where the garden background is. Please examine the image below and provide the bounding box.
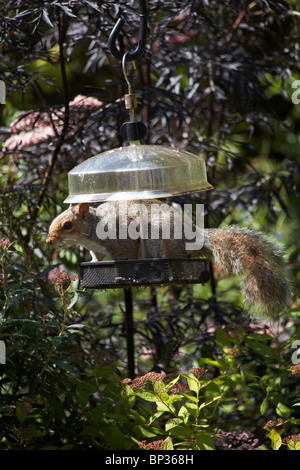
[0,0,299,450]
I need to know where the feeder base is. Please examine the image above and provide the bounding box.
[79,258,210,290]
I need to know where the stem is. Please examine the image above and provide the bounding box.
[36,347,54,384]
[33,9,70,218]
[0,246,12,333]
[124,288,135,379]
[195,384,200,426]
[59,292,68,335]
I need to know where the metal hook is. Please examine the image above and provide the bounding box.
[108,0,147,62]
[122,52,137,122]
[122,52,135,95]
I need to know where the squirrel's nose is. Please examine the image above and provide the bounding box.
[46,235,53,244]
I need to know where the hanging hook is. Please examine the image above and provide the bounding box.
[122,52,136,95]
[120,51,147,139]
[122,51,136,121]
[108,0,147,62]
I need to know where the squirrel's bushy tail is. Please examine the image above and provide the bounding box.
[203,226,291,318]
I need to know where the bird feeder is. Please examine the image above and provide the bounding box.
[64,2,212,291]
[63,0,214,378]
[64,143,212,204]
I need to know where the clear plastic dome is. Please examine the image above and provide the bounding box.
[64,143,213,203]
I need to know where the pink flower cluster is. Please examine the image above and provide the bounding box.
[122,367,207,394]
[138,439,168,450]
[0,238,10,250]
[264,418,284,429]
[290,364,300,375]
[283,434,300,444]
[48,267,78,288]
[2,95,103,154]
[189,367,207,378]
[123,371,167,390]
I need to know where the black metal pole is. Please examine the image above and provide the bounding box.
[124,288,135,379]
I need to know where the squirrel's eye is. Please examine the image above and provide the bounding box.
[63,221,73,230]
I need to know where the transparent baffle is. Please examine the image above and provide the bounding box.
[64,143,213,203]
[64,141,213,289]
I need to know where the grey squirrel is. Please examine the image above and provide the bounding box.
[46,199,291,318]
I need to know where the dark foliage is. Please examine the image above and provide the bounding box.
[0,0,299,450]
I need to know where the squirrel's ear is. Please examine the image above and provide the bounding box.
[69,203,78,214]
[78,202,90,219]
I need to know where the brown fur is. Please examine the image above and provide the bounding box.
[200,227,290,316]
[46,201,290,318]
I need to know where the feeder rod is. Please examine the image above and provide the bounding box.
[124,288,135,379]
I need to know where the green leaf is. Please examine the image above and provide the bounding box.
[186,376,200,394]
[52,335,63,350]
[167,424,191,440]
[166,394,181,406]
[65,323,86,334]
[136,425,162,438]
[212,375,231,387]
[16,404,28,424]
[184,402,198,419]
[204,381,220,399]
[286,439,300,451]
[246,333,273,341]
[135,391,158,402]
[182,394,199,404]
[67,291,79,310]
[260,397,269,415]
[165,375,180,391]
[25,423,42,441]
[165,417,183,431]
[178,405,190,423]
[198,395,222,411]
[276,402,291,419]
[196,432,215,450]
[148,411,165,425]
[163,436,174,450]
[246,339,275,358]
[197,358,221,368]
[159,391,170,401]
[268,429,282,450]
[215,327,232,350]
[157,401,175,414]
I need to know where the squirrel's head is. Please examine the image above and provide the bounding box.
[46,203,90,247]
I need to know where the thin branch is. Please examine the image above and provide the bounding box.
[34,9,70,218]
